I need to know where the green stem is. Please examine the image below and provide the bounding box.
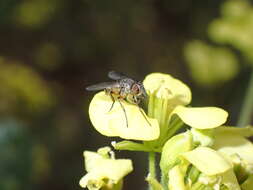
[148,152,156,190]
[149,152,156,178]
[161,172,168,190]
[237,71,253,127]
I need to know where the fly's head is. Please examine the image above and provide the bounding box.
[131,81,148,100]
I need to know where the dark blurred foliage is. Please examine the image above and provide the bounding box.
[0,0,251,189]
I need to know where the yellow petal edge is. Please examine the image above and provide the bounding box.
[173,106,228,129]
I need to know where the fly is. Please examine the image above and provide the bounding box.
[86,71,151,127]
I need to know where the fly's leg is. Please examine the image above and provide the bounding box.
[134,96,152,127]
[138,105,152,127]
[108,93,116,113]
[105,89,115,113]
[117,98,128,128]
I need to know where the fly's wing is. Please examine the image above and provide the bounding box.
[86,82,118,91]
[108,71,128,80]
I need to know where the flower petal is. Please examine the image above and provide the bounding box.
[221,169,241,190]
[89,92,160,140]
[213,131,253,172]
[160,131,193,175]
[191,128,214,146]
[173,106,228,129]
[80,151,133,189]
[143,73,191,105]
[168,165,186,190]
[182,147,232,175]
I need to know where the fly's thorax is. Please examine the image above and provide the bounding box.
[119,78,134,91]
[118,78,133,97]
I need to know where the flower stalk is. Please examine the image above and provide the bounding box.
[148,152,157,190]
[237,70,253,127]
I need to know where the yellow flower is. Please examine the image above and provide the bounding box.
[170,126,253,190]
[79,147,133,190]
[143,73,228,147]
[88,73,227,148]
[182,147,240,190]
[213,126,253,190]
[89,91,159,140]
[213,126,253,173]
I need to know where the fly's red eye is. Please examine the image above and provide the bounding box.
[132,84,140,94]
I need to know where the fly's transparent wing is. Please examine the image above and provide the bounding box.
[86,82,118,91]
[108,71,128,80]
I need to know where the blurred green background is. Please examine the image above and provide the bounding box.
[0,0,252,189]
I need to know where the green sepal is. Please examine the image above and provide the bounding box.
[112,141,161,152]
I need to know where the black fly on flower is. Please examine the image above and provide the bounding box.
[86,71,151,127]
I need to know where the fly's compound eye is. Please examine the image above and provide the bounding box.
[131,84,140,95]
